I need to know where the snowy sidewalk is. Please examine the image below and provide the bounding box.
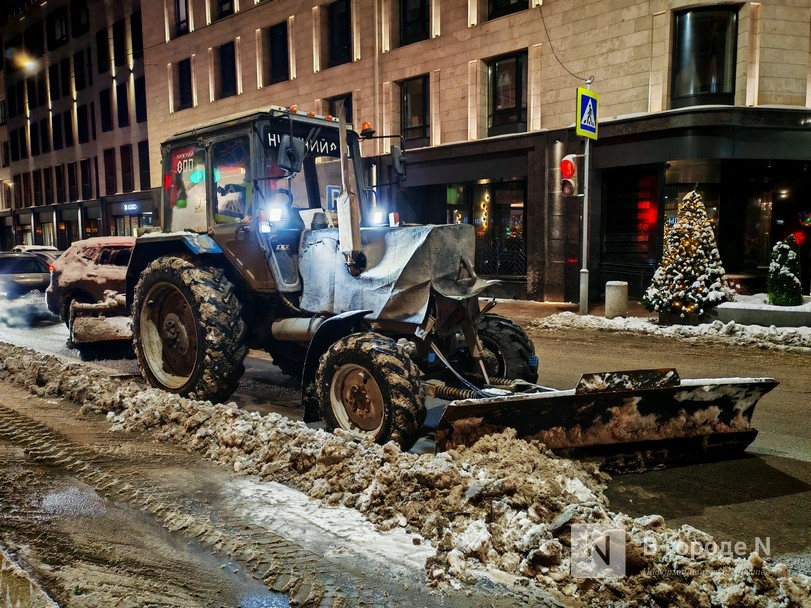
[491,298,811,351]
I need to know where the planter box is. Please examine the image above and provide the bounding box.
[716,295,811,327]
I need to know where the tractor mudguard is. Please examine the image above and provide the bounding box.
[126,233,223,304]
[301,309,372,421]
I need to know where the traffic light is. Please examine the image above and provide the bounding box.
[560,154,579,196]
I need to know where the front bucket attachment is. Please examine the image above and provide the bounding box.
[435,369,778,469]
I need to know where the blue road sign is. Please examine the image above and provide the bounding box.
[576,87,599,140]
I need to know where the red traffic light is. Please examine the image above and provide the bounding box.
[561,157,576,180]
[560,154,579,196]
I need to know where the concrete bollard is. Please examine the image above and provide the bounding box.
[605,281,628,319]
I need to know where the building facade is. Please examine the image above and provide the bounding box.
[3,0,811,302]
[0,0,152,251]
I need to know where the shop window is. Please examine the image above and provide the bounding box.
[488,51,527,136]
[113,19,126,67]
[447,182,526,276]
[117,82,129,128]
[131,11,143,60]
[100,88,113,132]
[135,77,146,123]
[176,58,193,110]
[328,0,352,68]
[176,0,189,37]
[96,29,110,73]
[121,145,134,193]
[401,75,429,148]
[267,22,289,85]
[80,158,92,200]
[138,140,150,191]
[71,0,90,37]
[671,7,737,109]
[217,41,237,99]
[104,148,117,195]
[328,94,352,123]
[601,168,660,297]
[400,0,429,47]
[47,7,69,50]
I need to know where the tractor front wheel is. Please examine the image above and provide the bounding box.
[132,256,247,402]
[315,332,426,450]
[477,313,538,383]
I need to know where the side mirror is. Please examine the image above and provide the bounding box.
[278,135,305,174]
[391,145,406,180]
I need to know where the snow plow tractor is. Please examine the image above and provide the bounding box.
[69,106,777,465]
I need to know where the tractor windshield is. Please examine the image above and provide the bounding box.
[260,117,363,223]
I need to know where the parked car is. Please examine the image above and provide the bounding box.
[46,236,135,323]
[29,249,64,268]
[0,252,52,298]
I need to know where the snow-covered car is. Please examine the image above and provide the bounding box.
[0,252,52,298]
[12,244,59,253]
[46,236,135,323]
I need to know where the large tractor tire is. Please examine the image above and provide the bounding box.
[132,257,248,402]
[477,313,538,383]
[315,332,426,450]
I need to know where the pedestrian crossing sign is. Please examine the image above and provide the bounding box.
[576,87,599,140]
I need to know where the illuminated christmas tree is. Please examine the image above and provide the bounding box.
[767,234,803,306]
[643,189,735,318]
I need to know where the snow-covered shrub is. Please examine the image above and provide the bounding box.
[642,190,735,318]
[767,234,803,306]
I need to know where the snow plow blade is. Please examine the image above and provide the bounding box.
[434,369,778,470]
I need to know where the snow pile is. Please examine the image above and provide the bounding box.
[0,342,809,606]
[531,311,811,351]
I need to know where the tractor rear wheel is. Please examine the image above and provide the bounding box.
[315,332,426,450]
[477,313,538,383]
[132,257,247,401]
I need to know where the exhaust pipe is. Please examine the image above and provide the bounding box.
[271,317,325,342]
